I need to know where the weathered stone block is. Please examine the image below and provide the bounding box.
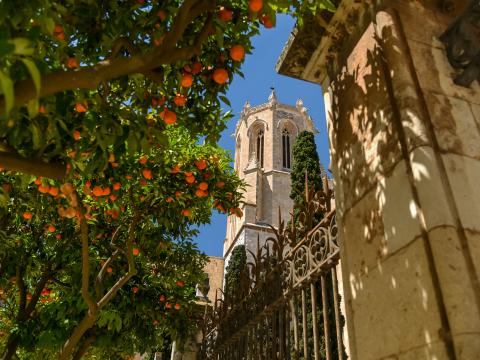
[429,226,480,335]
[350,239,444,360]
[424,92,480,159]
[407,40,480,106]
[442,153,480,232]
[409,146,456,230]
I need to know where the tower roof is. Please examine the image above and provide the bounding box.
[235,92,318,136]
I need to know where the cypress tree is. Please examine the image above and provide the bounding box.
[290,130,324,206]
[224,245,247,299]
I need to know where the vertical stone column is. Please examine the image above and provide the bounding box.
[328,2,480,359]
[279,0,480,359]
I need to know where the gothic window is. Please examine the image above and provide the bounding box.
[256,130,264,167]
[282,129,291,169]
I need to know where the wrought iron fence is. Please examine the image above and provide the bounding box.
[199,179,346,360]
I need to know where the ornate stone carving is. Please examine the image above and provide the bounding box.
[440,0,480,86]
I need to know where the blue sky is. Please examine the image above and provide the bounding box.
[194,15,329,257]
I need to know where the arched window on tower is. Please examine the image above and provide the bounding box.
[256,130,264,167]
[282,128,291,169]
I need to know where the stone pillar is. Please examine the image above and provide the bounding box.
[278,0,480,359]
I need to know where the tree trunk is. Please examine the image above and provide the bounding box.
[72,334,96,360]
[57,312,97,360]
[1,335,19,360]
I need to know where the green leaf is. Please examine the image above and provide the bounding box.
[0,70,14,116]
[27,99,39,118]
[21,58,41,96]
[9,38,34,56]
[219,96,231,107]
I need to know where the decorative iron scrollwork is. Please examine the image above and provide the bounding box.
[440,0,480,87]
[199,177,339,358]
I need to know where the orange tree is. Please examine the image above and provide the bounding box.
[0,0,333,359]
[0,127,244,359]
[0,0,331,179]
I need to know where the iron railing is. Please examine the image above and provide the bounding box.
[199,179,346,360]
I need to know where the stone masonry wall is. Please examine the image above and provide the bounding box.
[316,1,480,359]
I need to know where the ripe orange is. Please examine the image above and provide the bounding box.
[174,94,186,106]
[198,182,208,191]
[142,168,153,180]
[160,109,177,125]
[38,184,50,194]
[34,177,42,185]
[92,186,103,197]
[165,303,172,309]
[249,0,263,12]
[159,294,166,302]
[67,57,79,69]
[261,14,274,28]
[174,303,181,310]
[182,209,191,217]
[48,225,56,233]
[125,175,133,180]
[133,248,140,256]
[213,68,229,84]
[23,212,33,220]
[181,73,193,88]
[176,280,185,287]
[48,187,59,196]
[195,159,207,170]
[113,182,121,191]
[139,155,148,165]
[56,234,62,240]
[38,105,46,114]
[171,164,181,173]
[218,7,233,21]
[133,286,139,294]
[85,180,91,188]
[102,187,111,196]
[184,171,193,177]
[185,176,195,184]
[72,130,81,140]
[230,45,245,61]
[195,189,208,198]
[139,179,147,187]
[215,181,225,189]
[109,194,118,202]
[107,267,113,273]
[75,103,87,113]
[175,191,182,198]
[191,61,202,74]
[166,197,174,203]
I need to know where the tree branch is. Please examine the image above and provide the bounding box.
[79,209,97,315]
[0,151,65,180]
[0,0,216,117]
[97,214,140,309]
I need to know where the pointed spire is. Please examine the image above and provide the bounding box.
[296,98,304,110]
[268,88,278,104]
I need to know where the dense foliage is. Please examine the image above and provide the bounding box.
[224,244,247,298]
[0,0,335,358]
[0,0,333,181]
[0,127,243,359]
[290,130,323,206]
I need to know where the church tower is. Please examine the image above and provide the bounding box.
[223,91,317,264]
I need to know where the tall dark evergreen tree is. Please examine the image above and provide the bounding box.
[224,245,247,299]
[290,131,324,207]
[289,131,345,359]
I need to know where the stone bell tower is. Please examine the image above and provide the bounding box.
[223,90,317,265]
